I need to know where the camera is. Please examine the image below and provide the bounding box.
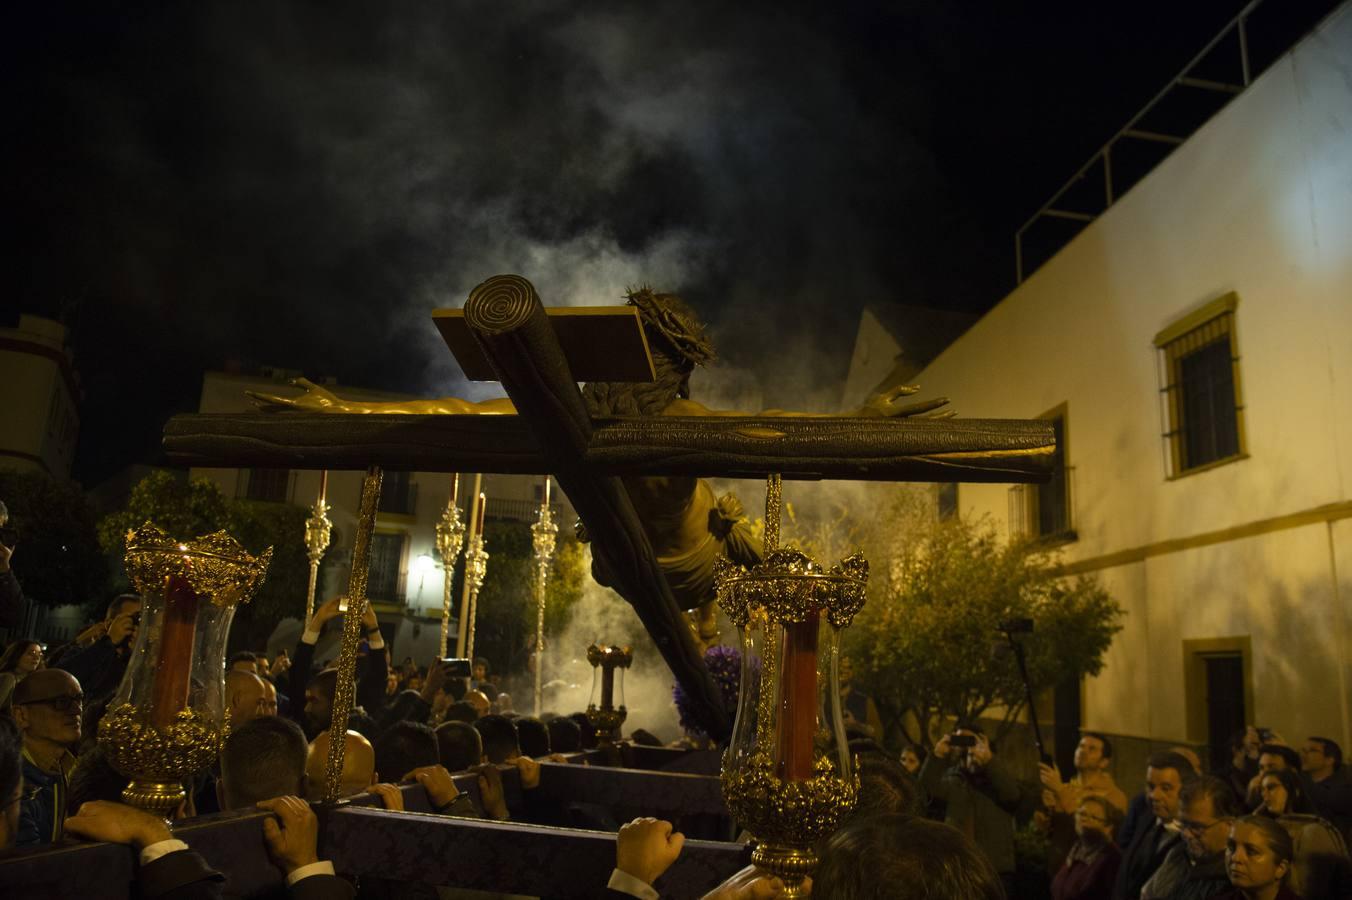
[949,734,977,748]
[438,658,472,678]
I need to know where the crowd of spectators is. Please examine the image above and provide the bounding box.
[2,565,1351,898]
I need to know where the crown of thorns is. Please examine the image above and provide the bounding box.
[624,285,715,366]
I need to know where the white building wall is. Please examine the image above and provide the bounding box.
[903,6,1352,747]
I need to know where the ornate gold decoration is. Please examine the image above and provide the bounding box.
[463,527,489,664]
[530,478,557,715]
[124,523,271,606]
[722,754,860,846]
[435,475,467,657]
[101,703,226,814]
[324,466,381,804]
[716,550,868,629]
[764,474,782,553]
[303,472,333,620]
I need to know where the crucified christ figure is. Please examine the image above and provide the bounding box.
[249,287,951,645]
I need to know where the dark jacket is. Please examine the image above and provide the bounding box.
[1118,791,1153,850]
[919,753,1023,874]
[1140,843,1229,900]
[140,848,354,900]
[1115,817,1182,900]
[59,637,129,703]
[288,635,389,737]
[1308,767,1352,839]
[17,748,74,847]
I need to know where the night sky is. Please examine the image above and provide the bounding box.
[3,0,1336,486]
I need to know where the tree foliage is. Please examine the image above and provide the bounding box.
[0,470,108,610]
[800,486,1122,748]
[97,471,326,650]
[453,519,588,678]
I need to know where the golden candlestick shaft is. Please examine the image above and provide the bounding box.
[435,483,467,657]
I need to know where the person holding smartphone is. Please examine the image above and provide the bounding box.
[919,724,1024,895]
[54,593,142,706]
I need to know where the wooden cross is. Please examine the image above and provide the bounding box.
[164,274,1054,739]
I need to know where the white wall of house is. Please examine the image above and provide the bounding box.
[893,6,1352,747]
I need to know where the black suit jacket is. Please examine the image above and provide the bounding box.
[1114,818,1180,900]
[139,849,354,900]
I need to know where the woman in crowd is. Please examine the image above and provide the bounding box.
[0,639,44,710]
[1255,769,1316,817]
[1216,815,1298,900]
[1051,794,1122,900]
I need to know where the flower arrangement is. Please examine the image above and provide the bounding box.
[674,644,742,741]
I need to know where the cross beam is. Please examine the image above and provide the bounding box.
[161,275,1055,739]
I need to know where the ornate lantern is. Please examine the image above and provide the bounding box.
[714,476,868,898]
[585,643,632,742]
[100,523,271,813]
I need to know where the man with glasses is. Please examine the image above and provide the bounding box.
[9,668,83,846]
[1140,776,1238,900]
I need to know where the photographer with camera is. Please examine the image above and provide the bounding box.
[0,500,24,630]
[53,593,142,705]
[919,724,1025,895]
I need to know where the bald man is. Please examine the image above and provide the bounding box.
[226,670,267,727]
[259,678,279,717]
[305,729,376,801]
[11,669,83,846]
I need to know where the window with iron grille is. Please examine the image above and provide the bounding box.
[367,532,407,603]
[1155,294,1245,477]
[245,468,290,503]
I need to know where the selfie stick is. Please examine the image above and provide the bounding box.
[998,619,1050,764]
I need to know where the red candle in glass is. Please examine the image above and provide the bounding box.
[151,575,199,729]
[776,610,821,782]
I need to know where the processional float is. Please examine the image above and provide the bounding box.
[152,274,1056,886]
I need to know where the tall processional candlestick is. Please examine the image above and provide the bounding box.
[435,474,467,657]
[463,491,489,665]
[530,476,557,715]
[303,470,333,621]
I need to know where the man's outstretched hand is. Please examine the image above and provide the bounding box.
[616,817,685,886]
[64,801,173,850]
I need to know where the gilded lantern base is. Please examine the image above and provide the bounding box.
[722,754,858,895]
[99,704,227,814]
[751,844,817,899]
[121,779,187,815]
[585,705,627,742]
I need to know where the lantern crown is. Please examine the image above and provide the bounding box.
[714,548,867,629]
[124,522,272,606]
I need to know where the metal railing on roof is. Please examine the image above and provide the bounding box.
[1014,0,1264,284]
